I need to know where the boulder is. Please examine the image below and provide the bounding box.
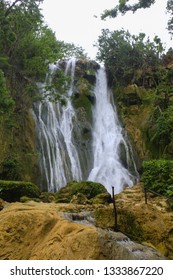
[55,181,108,203]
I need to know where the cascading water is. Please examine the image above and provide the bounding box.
[33,58,82,192]
[88,67,137,194]
[58,59,82,182]
[33,59,138,193]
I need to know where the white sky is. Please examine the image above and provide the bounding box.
[41,0,172,59]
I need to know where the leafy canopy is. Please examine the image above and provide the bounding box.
[0,0,88,107]
[96,28,164,86]
[142,160,173,198]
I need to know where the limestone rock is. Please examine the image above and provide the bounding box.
[0,201,165,260]
[115,183,173,259]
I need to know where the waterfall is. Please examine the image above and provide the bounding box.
[88,67,136,194]
[33,59,138,193]
[33,58,82,192]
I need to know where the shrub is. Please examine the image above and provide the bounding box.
[0,180,40,202]
[141,160,173,196]
[0,158,21,181]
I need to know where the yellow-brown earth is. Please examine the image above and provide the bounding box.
[0,184,172,260]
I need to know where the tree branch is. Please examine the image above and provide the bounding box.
[5,0,21,17]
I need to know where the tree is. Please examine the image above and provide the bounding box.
[101,0,156,20]
[0,0,88,110]
[96,29,164,86]
[101,0,173,36]
[167,0,173,35]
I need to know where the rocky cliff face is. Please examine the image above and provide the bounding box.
[0,109,38,183]
[111,85,151,169]
[70,59,100,179]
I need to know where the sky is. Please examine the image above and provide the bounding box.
[41,0,172,59]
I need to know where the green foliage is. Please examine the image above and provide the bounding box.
[0,180,41,202]
[149,106,173,154]
[141,160,173,196]
[19,27,62,80]
[96,29,163,86]
[0,70,14,116]
[0,0,87,107]
[59,42,88,59]
[56,180,108,203]
[167,0,173,35]
[101,0,155,20]
[0,158,21,181]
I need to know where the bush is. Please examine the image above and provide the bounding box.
[0,180,41,202]
[141,160,173,196]
[0,158,21,181]
[56,180,108,203]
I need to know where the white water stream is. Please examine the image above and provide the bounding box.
[88,67,135,193]
[34,58,82,192]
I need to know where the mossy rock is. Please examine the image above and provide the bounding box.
[0,180,40,202]
[20,196,32,203]
[55,180,108,203]
[117,209,144,242]
[72,77,94,122]
[70,193,90,205]
[39,192,56,203]
[91,193,112,204]
[94,207,115,229]
[20,196,41,203]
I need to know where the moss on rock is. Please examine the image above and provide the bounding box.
[55,180,108,203]
[39,192,56,203]
[0,180,40,202]
[70,193,90,205]
[91,193,112,204]
[94,207,115,229]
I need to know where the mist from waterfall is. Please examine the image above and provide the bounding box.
[34,59,138,193]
